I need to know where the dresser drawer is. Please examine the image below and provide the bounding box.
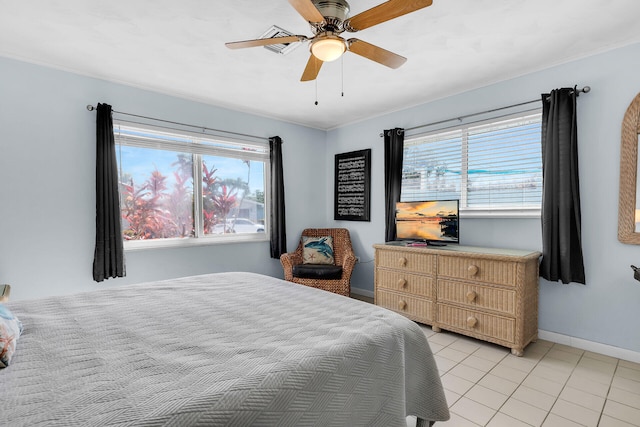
[437,279,515,315]
[376,250,436,274]
[437,255,518,286]
[376,290,434,324]
[376,269,434,298]
[437,303,515,344]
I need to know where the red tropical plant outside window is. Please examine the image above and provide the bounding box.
[211,185,238,232]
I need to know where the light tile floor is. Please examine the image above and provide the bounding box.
[410,325,640,427]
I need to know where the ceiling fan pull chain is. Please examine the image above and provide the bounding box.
[315,78,318,105]
[341,55,344,97]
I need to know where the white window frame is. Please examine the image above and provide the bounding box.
[402,110,542,219]
[114,122,270,250]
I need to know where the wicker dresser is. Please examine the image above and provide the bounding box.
[373,243,541,356]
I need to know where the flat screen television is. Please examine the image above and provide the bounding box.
[395,200,459,245]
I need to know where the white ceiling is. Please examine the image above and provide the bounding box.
[2,0,640,130]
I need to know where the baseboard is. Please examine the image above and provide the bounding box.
[538,330,640,364]
[350,287,374,299]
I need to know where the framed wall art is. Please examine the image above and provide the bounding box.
[334,149,371,221]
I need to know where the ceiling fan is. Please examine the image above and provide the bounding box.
[225,0,433,81]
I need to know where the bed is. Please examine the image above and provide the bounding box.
[1,272,449,426]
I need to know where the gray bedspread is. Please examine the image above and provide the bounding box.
[1,272,449,426]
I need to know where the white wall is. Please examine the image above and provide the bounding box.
[328,42,640,354]
[3,42,640,355]
[0,56,326,300]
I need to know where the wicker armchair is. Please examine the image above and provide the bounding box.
[280,228,357,296]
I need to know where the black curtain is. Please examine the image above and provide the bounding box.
[269,136,287,259]
[93,103,125,282]
[384,128,405,242]
[540,88,585,284]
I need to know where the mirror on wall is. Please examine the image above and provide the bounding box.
[618,92,640,243]
[637,143,640,233]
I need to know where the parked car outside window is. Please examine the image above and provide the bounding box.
[213,218,264,234]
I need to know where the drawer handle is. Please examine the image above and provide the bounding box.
[467,316,478,328]
[468,264,479,276]
[398,300,407,310]
[398,257,407,267]
[397,278,408,288]
[466,290,477,302]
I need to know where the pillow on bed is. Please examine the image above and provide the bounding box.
[0,304,23,369]
[302,236,335,264]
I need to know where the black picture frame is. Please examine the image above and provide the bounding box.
[334,149,371,221]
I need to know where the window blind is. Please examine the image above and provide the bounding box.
[113,124,268,162]
[402,112,542,212]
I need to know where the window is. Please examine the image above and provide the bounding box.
[114,123,269,248]
[401,111,542,217]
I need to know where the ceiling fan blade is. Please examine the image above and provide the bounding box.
[301,54,324,81]
[288,0,325,23]
[225,35,305,50]
[345,0,433,32]
[347,38,407,69]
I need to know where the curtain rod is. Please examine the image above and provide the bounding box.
[86,104,269,142]
[379,86,591,137]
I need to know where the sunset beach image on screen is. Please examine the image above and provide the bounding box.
[395,200,459,242]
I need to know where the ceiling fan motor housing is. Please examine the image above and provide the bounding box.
[312,0,350,31]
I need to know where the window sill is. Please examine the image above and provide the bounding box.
[124,234,269,251]
[461,208,541,219]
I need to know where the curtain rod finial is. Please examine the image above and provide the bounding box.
[86,105,95,111]
[575,86,591,96]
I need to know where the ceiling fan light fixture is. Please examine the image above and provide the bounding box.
[310,35,346,62]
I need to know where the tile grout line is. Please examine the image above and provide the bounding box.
[483,342,554,427]
[539,348,594,427]
[433,335,509,425]
[441,338,541,426]
[601,359,640,427]
[428,332,640,427]
[593,356,618,427]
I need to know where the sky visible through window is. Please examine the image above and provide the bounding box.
[118,147,264,196]
[115,126,265,196]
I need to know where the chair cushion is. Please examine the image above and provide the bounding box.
[302,236,335,264]
[293,264,343,280]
